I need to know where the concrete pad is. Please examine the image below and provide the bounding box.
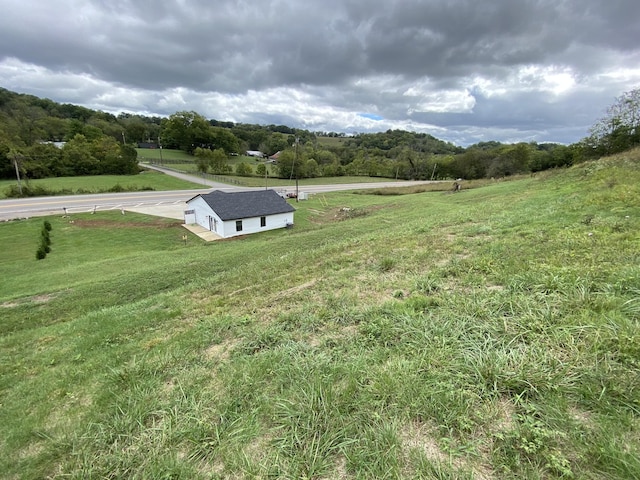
[123,203,221,241]
[182,223,222,242]
[125,203,188,220]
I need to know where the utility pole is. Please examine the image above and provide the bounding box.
[11,150,23,195]
[294,138,300,202]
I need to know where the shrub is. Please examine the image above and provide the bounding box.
[36,220,52,260]
[235,162,253,177]
[108,184,125,193]
[5,184,53,198]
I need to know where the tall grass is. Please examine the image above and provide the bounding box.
[1,150,639,478]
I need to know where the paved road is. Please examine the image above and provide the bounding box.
[0,166,440,221]
[0,190,204,221]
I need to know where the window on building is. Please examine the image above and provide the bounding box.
[235,220,243,232]
[260,216,266,227]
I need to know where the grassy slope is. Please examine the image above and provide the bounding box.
[0,150,639,479]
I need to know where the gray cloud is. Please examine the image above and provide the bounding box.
[1,0,639,145]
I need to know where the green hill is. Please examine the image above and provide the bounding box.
[1,150,639,478]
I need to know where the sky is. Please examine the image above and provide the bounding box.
[1,0,639,146]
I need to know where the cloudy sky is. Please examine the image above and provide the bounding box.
[1,0,639,146]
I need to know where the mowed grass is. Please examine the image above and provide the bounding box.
[141,149,398,187]
[1,149,639,478]
[0,169,204,199]
[136,148,195,162]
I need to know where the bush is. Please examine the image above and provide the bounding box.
[108,184,125,193]
[5,184,53,198]
[4,184,77,198]
[235,162,253,177]
[36,220,52,260]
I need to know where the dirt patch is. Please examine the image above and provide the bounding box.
[270,279,318,301]
[310,204,391,225]
[32,294,55,304]
[204,338,237,362]
[493,397,516,431]
[71,219,182,229]
[569,406,594,429]
[400,421,450,464]
[1,293,57,308]
[321,455,348,479]
[400,421,495,479]
[486,284,505,292]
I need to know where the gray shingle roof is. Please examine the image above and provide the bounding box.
[188,190,295,221]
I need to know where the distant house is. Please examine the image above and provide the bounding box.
[246,150,265,158]
[185,190,295,238]
[137,142,158,149]
[39,141,66,149]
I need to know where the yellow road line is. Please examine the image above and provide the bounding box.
[0,192,193,209]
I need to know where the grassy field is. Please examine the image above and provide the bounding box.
[136,148,195,162]
[156,161,400,188]
[0,170,205,199]
[1,149,639,478]
[316,136,350,148]
[139,148,399,188]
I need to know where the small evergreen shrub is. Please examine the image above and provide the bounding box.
[36,220,52,260]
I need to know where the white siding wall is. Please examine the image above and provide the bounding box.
[188,197,224,234]
[221,211,294,238]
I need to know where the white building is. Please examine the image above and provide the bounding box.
[185,190,295,238]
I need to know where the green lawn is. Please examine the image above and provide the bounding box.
[0,170,205,199]
[156,160,405,188]
[316,136,350,148]
[1,149,639,478]
[140,149,402,187]
[136,148,195,162]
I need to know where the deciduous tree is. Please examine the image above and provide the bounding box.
[162,111,212,153]
[587,87,640,156]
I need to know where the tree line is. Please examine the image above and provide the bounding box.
[1,86,638,184]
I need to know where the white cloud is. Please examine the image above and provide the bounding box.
[1,0,639,145]
[405,85,476,114]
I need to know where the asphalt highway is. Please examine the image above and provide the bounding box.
[0,166,439,221]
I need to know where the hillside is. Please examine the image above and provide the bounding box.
[2,87,585,183]
[1,150,639,478]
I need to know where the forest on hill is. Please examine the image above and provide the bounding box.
[1,86,638,184]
